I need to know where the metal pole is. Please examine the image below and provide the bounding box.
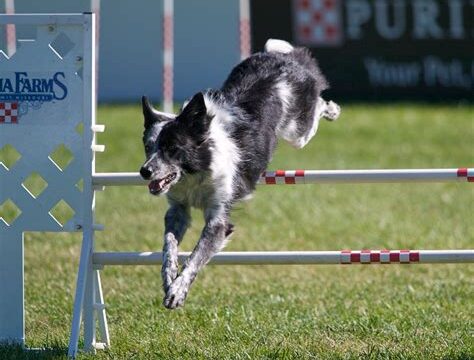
[93,250,474,266]
[162,0,174,113]
[92,168,474,187]
[68,13,96,359]
[4,0,16,57]
[239,0,251,60]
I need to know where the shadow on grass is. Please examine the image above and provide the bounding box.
[0,345,67,360]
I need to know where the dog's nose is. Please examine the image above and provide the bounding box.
[140,166,152,180]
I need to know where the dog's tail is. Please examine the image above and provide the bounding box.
[264,39,294,54]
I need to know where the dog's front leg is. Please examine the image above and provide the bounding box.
[163,215,228,309]
[162,203,190,293]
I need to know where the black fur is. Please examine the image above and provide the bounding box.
[140,40,337,309]
[211,48,328,199]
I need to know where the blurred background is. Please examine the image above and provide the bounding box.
[1,0,472,103]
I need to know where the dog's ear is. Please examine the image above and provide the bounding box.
[142,96,176,128]
[179,92,207,121]
[179,92,211,140]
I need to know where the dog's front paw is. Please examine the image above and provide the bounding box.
[324,101,341,121]
[163,275,189,309]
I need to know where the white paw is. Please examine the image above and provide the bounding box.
[325,101,341,121]
[163,275,189,309]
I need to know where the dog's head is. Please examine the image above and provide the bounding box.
[140,93,212,195]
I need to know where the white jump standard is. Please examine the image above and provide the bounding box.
[0,13,472,360]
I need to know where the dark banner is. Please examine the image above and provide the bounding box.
[251,0,473,102]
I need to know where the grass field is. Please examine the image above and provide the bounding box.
[1,104,473,359]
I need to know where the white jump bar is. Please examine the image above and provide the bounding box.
[93,250,474,266]
[93,168,473,186]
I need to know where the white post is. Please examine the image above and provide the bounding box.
[4,0,16,57]
[91,0,101,100]
[162,0,174,113]
[94,270,110,347]
[239,0,251,60]
[0,231,24,345]
[83,262,96,352]
[68,13,97,358]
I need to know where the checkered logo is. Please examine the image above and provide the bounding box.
[0,102,19,124]
[293,0,343,46]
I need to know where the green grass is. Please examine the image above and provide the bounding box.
[2,104,473,359]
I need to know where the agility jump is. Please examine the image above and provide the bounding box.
[0,13,472,359]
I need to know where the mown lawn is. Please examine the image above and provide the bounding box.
[1,104,473,359]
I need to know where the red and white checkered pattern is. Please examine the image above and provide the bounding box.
[340,250,420,264]
[260,170,306,184]
[0,102,19,124]
[294,0,343,46]
[457,168,474,182]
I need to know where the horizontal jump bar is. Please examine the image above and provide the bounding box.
[93,250,474,266]
[93,168,473,186]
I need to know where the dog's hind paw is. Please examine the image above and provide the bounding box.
[324,101,341,121]
[163,275,189,309]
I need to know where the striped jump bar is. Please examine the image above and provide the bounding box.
[259,168,474,185]
[341,250,420,264]
[93,250,474,266]
[92,168,474,186]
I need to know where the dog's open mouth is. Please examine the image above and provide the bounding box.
[148,173,177,195]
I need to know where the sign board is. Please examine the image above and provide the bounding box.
[251,0,473,101]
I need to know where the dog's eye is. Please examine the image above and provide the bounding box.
[145,144,152,153]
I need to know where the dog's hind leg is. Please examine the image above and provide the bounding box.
[163,211,230,309]
[291,97,341,149]
[162,203,190,293]
[320,98,341,121]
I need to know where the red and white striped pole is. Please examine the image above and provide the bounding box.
[93,249,474,266]
[4,0,16,57]
[162,0,174,113]
[239,0,251,60]
[92,168,474,186]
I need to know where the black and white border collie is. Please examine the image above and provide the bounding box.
[140,39,340,309]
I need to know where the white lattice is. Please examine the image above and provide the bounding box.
[0,20,90,232]
[0,14,96,346]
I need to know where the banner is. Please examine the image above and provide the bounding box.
[251,0,473,101]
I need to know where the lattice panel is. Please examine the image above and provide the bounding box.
[0,21,90,233]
